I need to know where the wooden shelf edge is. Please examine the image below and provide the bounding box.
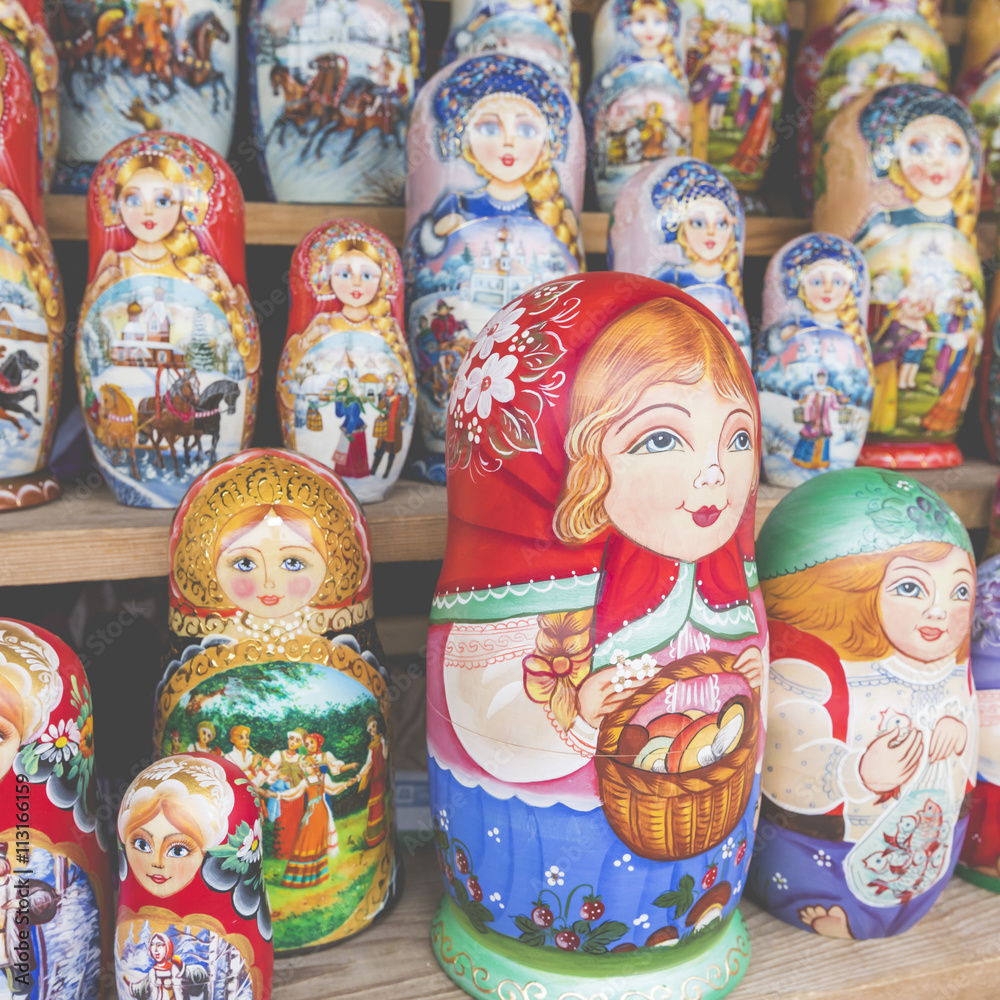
[1,461,995,586]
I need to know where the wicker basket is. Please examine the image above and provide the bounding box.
[594,653,759,862]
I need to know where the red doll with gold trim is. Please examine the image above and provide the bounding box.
[116,753,273,999]
[0,33,65,510]
[0,619,112,996]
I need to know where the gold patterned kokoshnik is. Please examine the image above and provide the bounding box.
[170,452,368,615]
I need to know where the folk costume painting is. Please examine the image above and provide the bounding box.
[76,132,260,508]
[154,449,396,954]
[427,274,767,998]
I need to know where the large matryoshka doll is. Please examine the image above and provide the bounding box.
[250,0,424,205]
[800,1,946,210]
[955,0,1000,211]
[680,0,787,193]
[155,449,396,954]
[428,274,767,998]
[0,620,112,997]
[116,755,272,999]
[958,555,1000,892]
[608,156,750,362]
[0,36,64,511]
[76,131,260,508]
[750,468,977,939]
[814,84,984,470]
[48,0,238,193]
[0,0,58,190]
[403,53,584,479]
[754,233,874,487]
[277,219,415,502]
[585,1,691,212]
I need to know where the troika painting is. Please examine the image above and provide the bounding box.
[76,132,259,508]
[249,0,424,204]
[49,0,239,193]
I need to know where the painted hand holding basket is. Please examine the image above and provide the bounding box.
[0,620,112,998]
[403,53,584,481]
[748,468,977,938]
[116,754,273,999]
[754,232,873,487]
[76,131,260,508]
[608,156,750,362]
[813,84,985,470]
[0,34,65,510]
[277,219,416,502]
[957,554,1000,893]
[154,448,396,954]
[427,273,767,999]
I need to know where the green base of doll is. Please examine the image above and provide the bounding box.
[430,894,751,1000]
[955,864,1000,894]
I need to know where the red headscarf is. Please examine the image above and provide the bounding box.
[435,273,760,641]
[0,34,41,223]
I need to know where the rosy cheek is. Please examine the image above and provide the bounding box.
[230,577,257,600]
[287,575,318,598]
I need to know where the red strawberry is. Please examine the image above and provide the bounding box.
[580,895,605,921]
[702,864,718,890]
[455,848,470,875]
[531,905,554,928]
[555,930,580,950]
[445,864,455,886]
[467,876,483,902]
[735,839,747,865]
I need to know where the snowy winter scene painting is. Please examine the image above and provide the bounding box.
[78,275,248,508]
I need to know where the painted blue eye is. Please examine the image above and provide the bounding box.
[717,217,730,230]
[832,275,846,287]
[475,121,502,137]
[336,268,352,280]
[154,193,173,209]
[728,430,752,452]
[946,140,963,157]
[132,837,151,854]
[282,557,306,571]
[689,217,706,229]
[124,193,141,208]
[361,270,376,282]
[232,557,256,572]
[629,430,681,454]
[908,139,929,156]
[166,843,191,859]
[891,579,925,599]
[515,121,539,140]
[952,583,971,601]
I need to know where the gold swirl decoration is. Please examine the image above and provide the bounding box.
[170,452,367,614]
[431,916,497,995]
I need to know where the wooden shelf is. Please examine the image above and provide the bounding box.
[275,844,1000,999]
[2,460,995,585]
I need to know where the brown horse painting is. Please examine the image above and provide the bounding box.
[96,384,139,479]
[314,77,405,163]
[136,367,200,477]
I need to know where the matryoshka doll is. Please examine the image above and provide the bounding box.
[154,449,397,954]
[277,219,415,502]
[955,0,1000,211]
[957,555,1000,892]
[814,84,985,469]
[681,0,788,193]
[250,0,424,204]
[608,156,750,362]
[585,0,691,210]
[48,0,238,193]
[76,131,260,508]
[0,620,112,996]
[749,468,977,938]
[801,1,946,210]
[754,233,873,487]
[428,274,767,997]
[403,53,584,479]
[116,755,273,998]
[0,0,59,190]
[0,35,64,511]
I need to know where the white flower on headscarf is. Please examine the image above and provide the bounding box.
[463,354,517,419]
[473,302,525,360]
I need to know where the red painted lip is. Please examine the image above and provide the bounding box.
[918,626,945,641]
[930,173,944,185]
[691,505,722,527]
[501,154,515,166]
[351,290,362,298]
[259,595,281,606]
[147,874,168,884]
[705,239,716,248]
[142,220,157,230]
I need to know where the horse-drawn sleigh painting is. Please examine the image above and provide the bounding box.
[249,0,424,204]
[49,0,239,192]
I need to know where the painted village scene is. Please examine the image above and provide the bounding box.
[115,921,253,1000]
[50,0,239,192]
[406,218,576,448]
[252,0,422,204]
[0,845,103,1000]
[77,276,248,507]
[0,237,51,479]
[157,661,391,953]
